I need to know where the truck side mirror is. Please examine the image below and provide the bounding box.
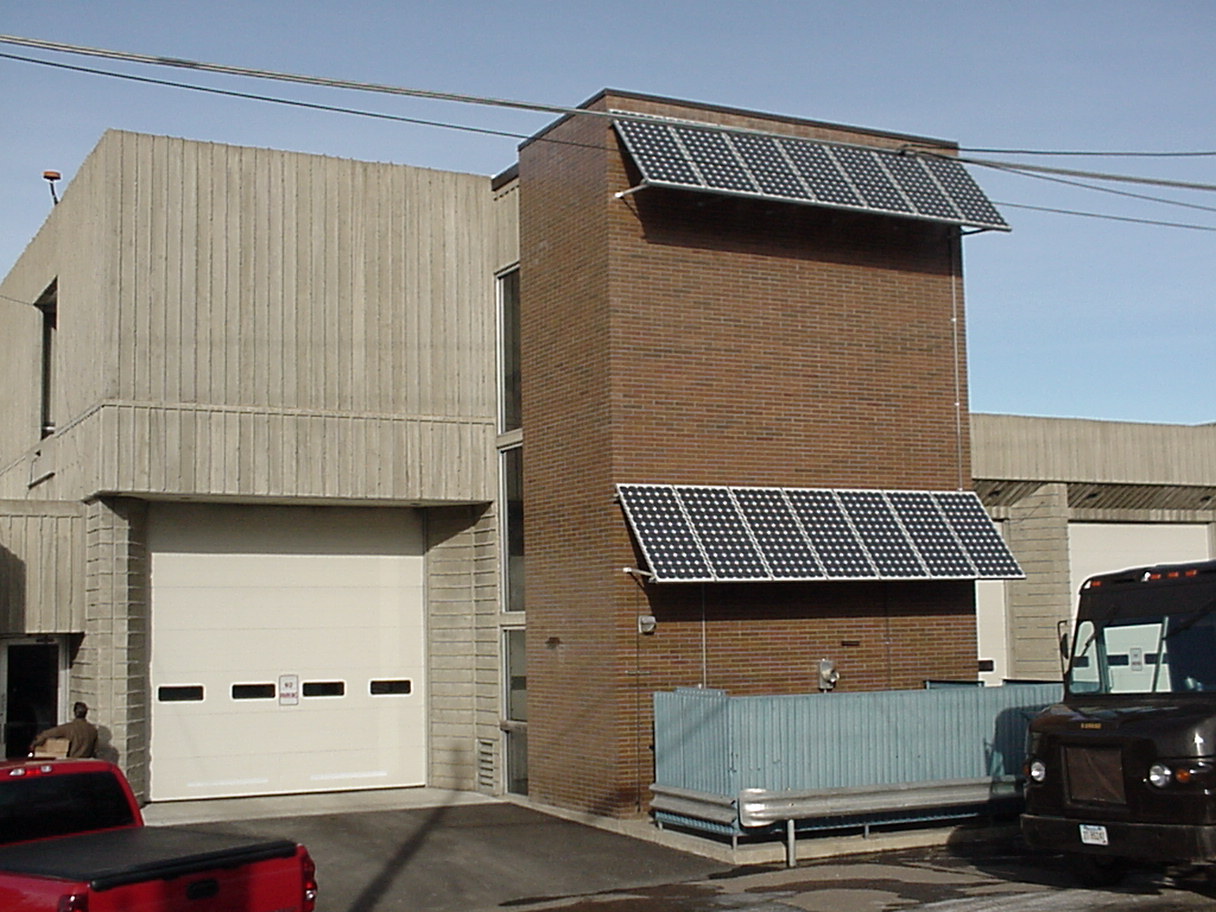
[1057,619,1071,676]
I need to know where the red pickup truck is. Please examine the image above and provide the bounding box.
[0,757,318,911]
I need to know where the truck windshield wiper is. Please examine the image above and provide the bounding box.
[1163,598,1216,641]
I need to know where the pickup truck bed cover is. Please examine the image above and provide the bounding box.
[0,827,298,891]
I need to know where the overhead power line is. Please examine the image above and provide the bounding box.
[994,201,1216,232]
[0,51,539,143]
[957,155,1216,194]
[0,32,621,122]
[960,146,1216,158]
[974,158,1216,215]
[2,33,1214,232]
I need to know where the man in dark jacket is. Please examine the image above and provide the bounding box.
[29,702,98,758]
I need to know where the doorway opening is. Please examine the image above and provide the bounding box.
[4,640,62,758]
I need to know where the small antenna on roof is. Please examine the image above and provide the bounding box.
[43,171,61,205]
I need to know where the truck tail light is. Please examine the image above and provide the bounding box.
[301,849,318,912]
[57,894,88,912]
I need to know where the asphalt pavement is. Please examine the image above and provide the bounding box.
[145,790,1216,912]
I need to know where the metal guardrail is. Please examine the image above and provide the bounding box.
[653,777,1023,865]
[737,776,1021,828]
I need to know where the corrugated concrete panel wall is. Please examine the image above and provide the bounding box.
[425,504,500,791]
[1,131,497,505]
[0,501,86,633]
[28,406,489,503]
[973,414,1216,486]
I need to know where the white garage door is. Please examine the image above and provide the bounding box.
[149,504,426,801]
[1069,522,1212,603]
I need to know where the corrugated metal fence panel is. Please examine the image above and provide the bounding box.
[655,684,1061,796]
[654,688,736,797]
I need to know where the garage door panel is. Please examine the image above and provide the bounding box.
[1069,523,1211,601]
[151,702,426,758]
[150,504,428,801]
[149,588,425,629]
[154,646,425,680]
[154,553,425,589]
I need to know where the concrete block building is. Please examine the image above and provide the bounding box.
[0,89,1211,815]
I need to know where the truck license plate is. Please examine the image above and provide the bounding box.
[1079,824,1109,846]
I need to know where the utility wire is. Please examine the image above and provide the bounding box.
[3,34,1214,231]
[0,51,540,143]
[976,159,1216,215]
[957,155,1216,193]
[993,201,1216,231]
[0,33,622,123]
[8,31,1216,183]
[959,147,1216,158]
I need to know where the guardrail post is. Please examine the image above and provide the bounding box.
[786,818,796,867]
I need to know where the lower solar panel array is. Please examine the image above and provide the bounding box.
[616,484,1023,583]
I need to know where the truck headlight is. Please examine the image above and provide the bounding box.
[1028,759,1047,783]
[1148,762,1173,788]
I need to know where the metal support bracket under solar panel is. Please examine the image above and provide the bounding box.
[611,114,1009,232]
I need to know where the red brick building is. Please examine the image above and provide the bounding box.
[1,89,1033,815]
[513,92,1013,814]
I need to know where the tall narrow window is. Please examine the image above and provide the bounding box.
[502,445,525,612]
[35,281,57,438]
[498,268,521,433]
[503,628,528,795]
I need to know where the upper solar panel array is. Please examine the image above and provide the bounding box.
[612,116,1009,231]
[616,484,1023,584]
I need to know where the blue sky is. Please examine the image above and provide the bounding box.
[1,1,1213,424]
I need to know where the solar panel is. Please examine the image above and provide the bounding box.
[887,490,974,577]
[675,486,769,580]
[836,489,926,578]
[613,117,1009,231]
[781,139,861,207]
[616,484,711,581]
[732,487,824,579]
[919,155,1008,228]
[672,127,754,194]
[933,491,1023,579]
[731,133,812,200]
[617,484,1022,583]
[785,489,876,579]
[828,145,913,214]
[618,118,701,185]
[881,153,961,222]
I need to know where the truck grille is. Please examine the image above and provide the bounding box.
[1065,745,1126,805]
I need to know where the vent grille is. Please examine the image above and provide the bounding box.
[477,739,497,792]
[1065,745,1126,805]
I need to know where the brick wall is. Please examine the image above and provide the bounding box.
[519,93,977,816]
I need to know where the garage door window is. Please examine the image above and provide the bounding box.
[302,681,345,698]
[231,683,276,700]
[158,685,204,702]
[370,679,411,696]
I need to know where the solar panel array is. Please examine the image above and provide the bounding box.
[612,117,1009,231]
[616,484,1022,584]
